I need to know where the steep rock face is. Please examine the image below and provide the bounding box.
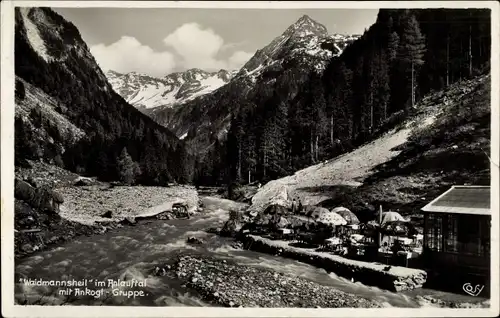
[145,15,359,143]
[106,68,237,110]
[15,7,190,184]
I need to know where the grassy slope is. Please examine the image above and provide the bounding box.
[249,74,490,222]
[16,78,86,142]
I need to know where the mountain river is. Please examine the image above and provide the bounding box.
[14,196,484,307]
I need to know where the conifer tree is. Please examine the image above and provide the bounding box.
[398,13,426,109]
[117,147,139,185]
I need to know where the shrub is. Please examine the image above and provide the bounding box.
[54,155,64,168]
[15,79,26,100]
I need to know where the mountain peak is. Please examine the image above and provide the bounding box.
[297,14,313,23]
[186,68,205,74]
[126,71,147,77]
[285,14,328,38]
[106,70,123,77]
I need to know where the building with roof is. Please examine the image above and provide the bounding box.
[420,186,490,278]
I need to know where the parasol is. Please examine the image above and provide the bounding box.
[332,207,360,225]
[316,212,347,226]
[381,211,408,225]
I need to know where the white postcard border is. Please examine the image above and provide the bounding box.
[1,1,499,317]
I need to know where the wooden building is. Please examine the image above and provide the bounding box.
[421,186,490,278]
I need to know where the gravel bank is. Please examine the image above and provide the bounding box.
[57,185,199,225]
[172,255,382,308]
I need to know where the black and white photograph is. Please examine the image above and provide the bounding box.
[1,1,499,317]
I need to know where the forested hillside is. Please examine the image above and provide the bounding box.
[323,75,490,220]
[223,9,490,187]
[14,7,194,185]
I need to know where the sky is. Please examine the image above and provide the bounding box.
[54,8,379,77]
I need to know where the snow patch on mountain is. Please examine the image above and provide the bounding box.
[106,69,235,109]
[188,76,227,100]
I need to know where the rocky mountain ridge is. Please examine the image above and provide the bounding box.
[106,68,237,110]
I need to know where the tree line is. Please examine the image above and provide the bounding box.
[220,9,490,186]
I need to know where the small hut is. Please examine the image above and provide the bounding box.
[421,186,490,279]
[264,204,288,216]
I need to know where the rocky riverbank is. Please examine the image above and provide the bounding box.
[14,162,201,258]
[14,182,200,259]
[14,199,110,258]
[415,295,490,308]
[170,255,382,308]
[241,235,427,292]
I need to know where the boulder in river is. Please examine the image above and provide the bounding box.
[187,236,205,245]
[220,212,244,237]
[220,220,243,237]
[153,266,167,276]
[121,216,137,225]
[73,177,94,186]
[101,210,113,218]
[21,243,34,253]
[205,227,220,235]
[156,211,173,220]
[51,190,64,204]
